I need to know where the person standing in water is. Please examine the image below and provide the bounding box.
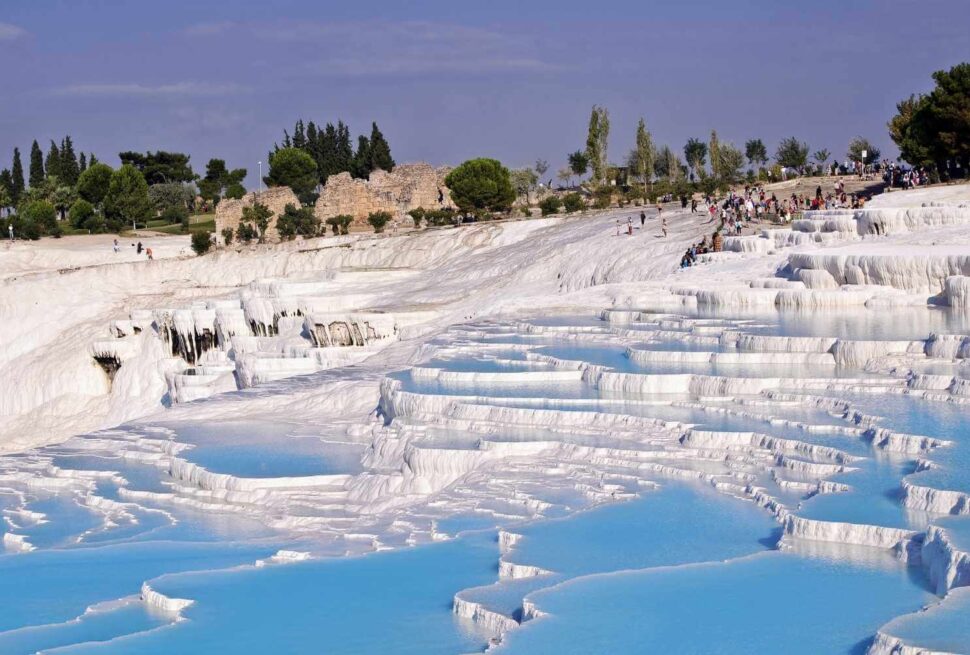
[661,216,668,238]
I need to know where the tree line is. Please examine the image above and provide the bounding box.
[264,119,395,204]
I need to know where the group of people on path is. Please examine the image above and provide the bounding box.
[113,238,153,260]
[618,203,668,238]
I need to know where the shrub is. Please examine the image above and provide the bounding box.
[276,203,320,240]
[367,210,392,233]
[325,214,354,235]
[408,207,426,227]
[20,200,59,236]
[424,208,456,226]
[563,193,584,213]
[539,196,562,216]
[240,202,273,242]
[69,199,96,229]
[237,223,257,243]
[221,227,234,246]
[190,230,213,255]
[82,214,105,233]
[592,186,612,209]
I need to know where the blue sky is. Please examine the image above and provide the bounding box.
[1,0,965,186]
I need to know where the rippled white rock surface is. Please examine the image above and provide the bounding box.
[2,184,970,653]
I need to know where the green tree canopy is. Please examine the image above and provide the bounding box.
[632,118,655,192]
[510,168,538,201]
[241,202,274,242]
[444,158,516,215]
[11,147,25,203]
[585,105,610,185]
[744,139,768,167]
[69,198,95,228]
[683,138,707,179]
[77,163,114,206]
[104,164,152,228]
[119,150,196,185]
[890,63,970,169]
[717,143,746,183]
[20,200,58,235]
[369,122,395,173]
[568,151,589,178]
[199,158,247,205]
[775,137,810,170]
[847,137,880,164]
[265,147,318,198]
[29,140,44,188]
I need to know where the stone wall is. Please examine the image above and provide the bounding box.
[214,187,299,244]
[314,163,455,227]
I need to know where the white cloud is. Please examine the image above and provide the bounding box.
[182,19,555,76]
[0,22,27,41]
[51,82,250,98]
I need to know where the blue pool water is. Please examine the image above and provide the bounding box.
[57,533,499,655]
[499,549,935,655]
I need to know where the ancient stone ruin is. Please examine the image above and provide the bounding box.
[314,163,455,228]
[214,187,300,244]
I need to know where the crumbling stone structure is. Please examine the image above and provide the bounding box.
[314,163,455,227]
[214,187,299,243]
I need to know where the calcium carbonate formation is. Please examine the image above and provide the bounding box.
[2,184,970,653]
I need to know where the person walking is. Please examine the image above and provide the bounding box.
[661,216,668,238]
[137,241,143,255]
[640,211,646,228]
[146,247,153,260]
[8,224,13,241]
[113,238,120,253]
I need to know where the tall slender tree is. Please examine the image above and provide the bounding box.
[29,140,44,188]
[45,140,61,181]
[585,105,610,186]
[709,130,721,180]
[79,152,87,174]
[369,122,394,172]
[632,118,654,195]
[59,136,80,185]
[11,147,25,203]
[351,135,372,179]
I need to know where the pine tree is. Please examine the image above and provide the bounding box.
[369,122,394,172]
[29,140,45,188]
[89,153,99,167]
[11,147,25,203]
[46,140,61,181]
[79,152,87,174]
[352,135,372,179]
[60,136,80,186]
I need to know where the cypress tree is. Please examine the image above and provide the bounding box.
[29,140,44,188]
[336,121,353,175]
[292,120,307,150]
[89,153,99,166]
[60,136,80,185]
[369,122,394,172]
[45,140,61,181]
[11,147,25,202]
[351,135,371,179]
[79,152,87,174]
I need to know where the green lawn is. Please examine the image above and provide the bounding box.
[149,215,215,234]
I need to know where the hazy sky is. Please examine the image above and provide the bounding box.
[1,0,965,186]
